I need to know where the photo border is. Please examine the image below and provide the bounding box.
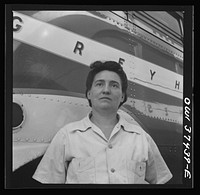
[5,4,194,189]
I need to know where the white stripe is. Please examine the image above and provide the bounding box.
[13,11,183,99]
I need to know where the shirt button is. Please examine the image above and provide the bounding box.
[108,144,113,149]
[110,168,115,173]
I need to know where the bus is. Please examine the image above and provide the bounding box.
[12,10,183,185]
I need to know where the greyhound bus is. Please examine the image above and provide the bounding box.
[12,10,183,185]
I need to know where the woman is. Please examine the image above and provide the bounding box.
[33,61,172,184]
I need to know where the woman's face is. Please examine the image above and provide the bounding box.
[87,70,125,113]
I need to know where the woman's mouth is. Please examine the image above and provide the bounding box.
[100,97,111,100]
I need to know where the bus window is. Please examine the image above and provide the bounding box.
[13,42,89,95]
[92,30,142,57]
[142,43,176,72]
[175,62,183,75]
[145,11,181,37]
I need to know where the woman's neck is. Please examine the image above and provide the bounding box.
[90,109,118,129]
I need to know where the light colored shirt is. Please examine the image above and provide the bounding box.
[32,112,172,184]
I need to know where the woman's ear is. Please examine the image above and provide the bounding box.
[87,91,91,99]
[121,93,125,102]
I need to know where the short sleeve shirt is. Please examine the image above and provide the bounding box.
[32,113,172,184]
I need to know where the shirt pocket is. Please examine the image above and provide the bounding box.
[70,157,96,183]
[126,160,147,184]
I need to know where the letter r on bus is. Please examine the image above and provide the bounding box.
[73,41,84,56]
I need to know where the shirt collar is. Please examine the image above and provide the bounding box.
[119,115,141,134]
[72,112,141,134]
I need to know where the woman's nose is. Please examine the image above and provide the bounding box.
[102,83,111,94]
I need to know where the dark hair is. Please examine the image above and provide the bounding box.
[85,61,128,108]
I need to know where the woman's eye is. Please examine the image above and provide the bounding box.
[112,84,119,88]
[96,83,103,87]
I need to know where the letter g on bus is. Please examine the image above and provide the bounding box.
[13,16,23,32]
